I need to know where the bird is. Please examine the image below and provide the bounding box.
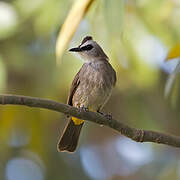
[57,36,116,152]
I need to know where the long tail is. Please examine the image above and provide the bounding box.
[57,118,84,152]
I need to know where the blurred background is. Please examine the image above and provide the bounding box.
[0,0,180,179]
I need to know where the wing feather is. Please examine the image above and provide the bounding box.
[67,64,86,105]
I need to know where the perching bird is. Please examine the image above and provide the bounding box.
[57,36,116,152]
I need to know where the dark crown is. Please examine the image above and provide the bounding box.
[81,36,93,45]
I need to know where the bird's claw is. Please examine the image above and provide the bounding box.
[105,113,112,120]
[97,111,112,120]
[79,106,89,113]
[97,110,104,115]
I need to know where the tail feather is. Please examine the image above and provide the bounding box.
[57,118,84,152]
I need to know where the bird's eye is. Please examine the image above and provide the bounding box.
[80,45,93,51]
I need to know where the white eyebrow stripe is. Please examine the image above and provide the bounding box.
[80,40,93,47]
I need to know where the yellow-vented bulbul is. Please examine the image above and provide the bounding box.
[57,36,116,152]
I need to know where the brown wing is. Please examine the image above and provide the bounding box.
[67,68,82,106]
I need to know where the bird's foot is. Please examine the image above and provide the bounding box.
[79,105,89,113]
[105,113,113,120]
[97,111,112,120]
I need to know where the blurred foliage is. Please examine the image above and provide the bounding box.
[0,0,180,180]
[166,44,180,60]
[56,0,94,63]
[165,44,180,98]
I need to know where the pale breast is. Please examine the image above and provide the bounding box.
[72,60,116,111]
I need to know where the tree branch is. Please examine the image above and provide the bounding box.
[0,94,180,148]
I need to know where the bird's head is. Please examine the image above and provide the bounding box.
[69,36,108,61]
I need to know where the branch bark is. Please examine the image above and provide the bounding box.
[0,94,180,148]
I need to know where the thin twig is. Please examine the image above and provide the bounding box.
[0,94,180,148]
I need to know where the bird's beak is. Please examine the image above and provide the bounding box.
[69,46,81,52]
